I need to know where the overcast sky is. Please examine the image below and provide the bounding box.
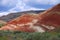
[0,0,60,16]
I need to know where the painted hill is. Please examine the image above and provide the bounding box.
[38,4,60,32]
[39,4,60,27]
[0,4,60,32]
[0,10,45,22]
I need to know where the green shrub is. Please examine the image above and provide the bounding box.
[0,31,60,40]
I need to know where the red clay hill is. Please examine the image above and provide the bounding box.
[0,4,60,32]
[38,4,60,27]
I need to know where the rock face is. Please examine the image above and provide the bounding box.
[0,4,60,32]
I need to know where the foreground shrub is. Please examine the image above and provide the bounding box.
[0,31,60,40]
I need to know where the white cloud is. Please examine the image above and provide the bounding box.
[0,12,9,17]
[0,0,59,16]
[0,0,59,12]
[0,0,17,6]
[24,0,60,5]
[20,7,45,11]
[0,11,18,17]
[8,0,45,12]
[9,0,59,12]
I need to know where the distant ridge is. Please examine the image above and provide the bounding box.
[0,10,45,22]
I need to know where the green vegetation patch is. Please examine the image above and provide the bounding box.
[0,23,5,28]
[0,31,60,40]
